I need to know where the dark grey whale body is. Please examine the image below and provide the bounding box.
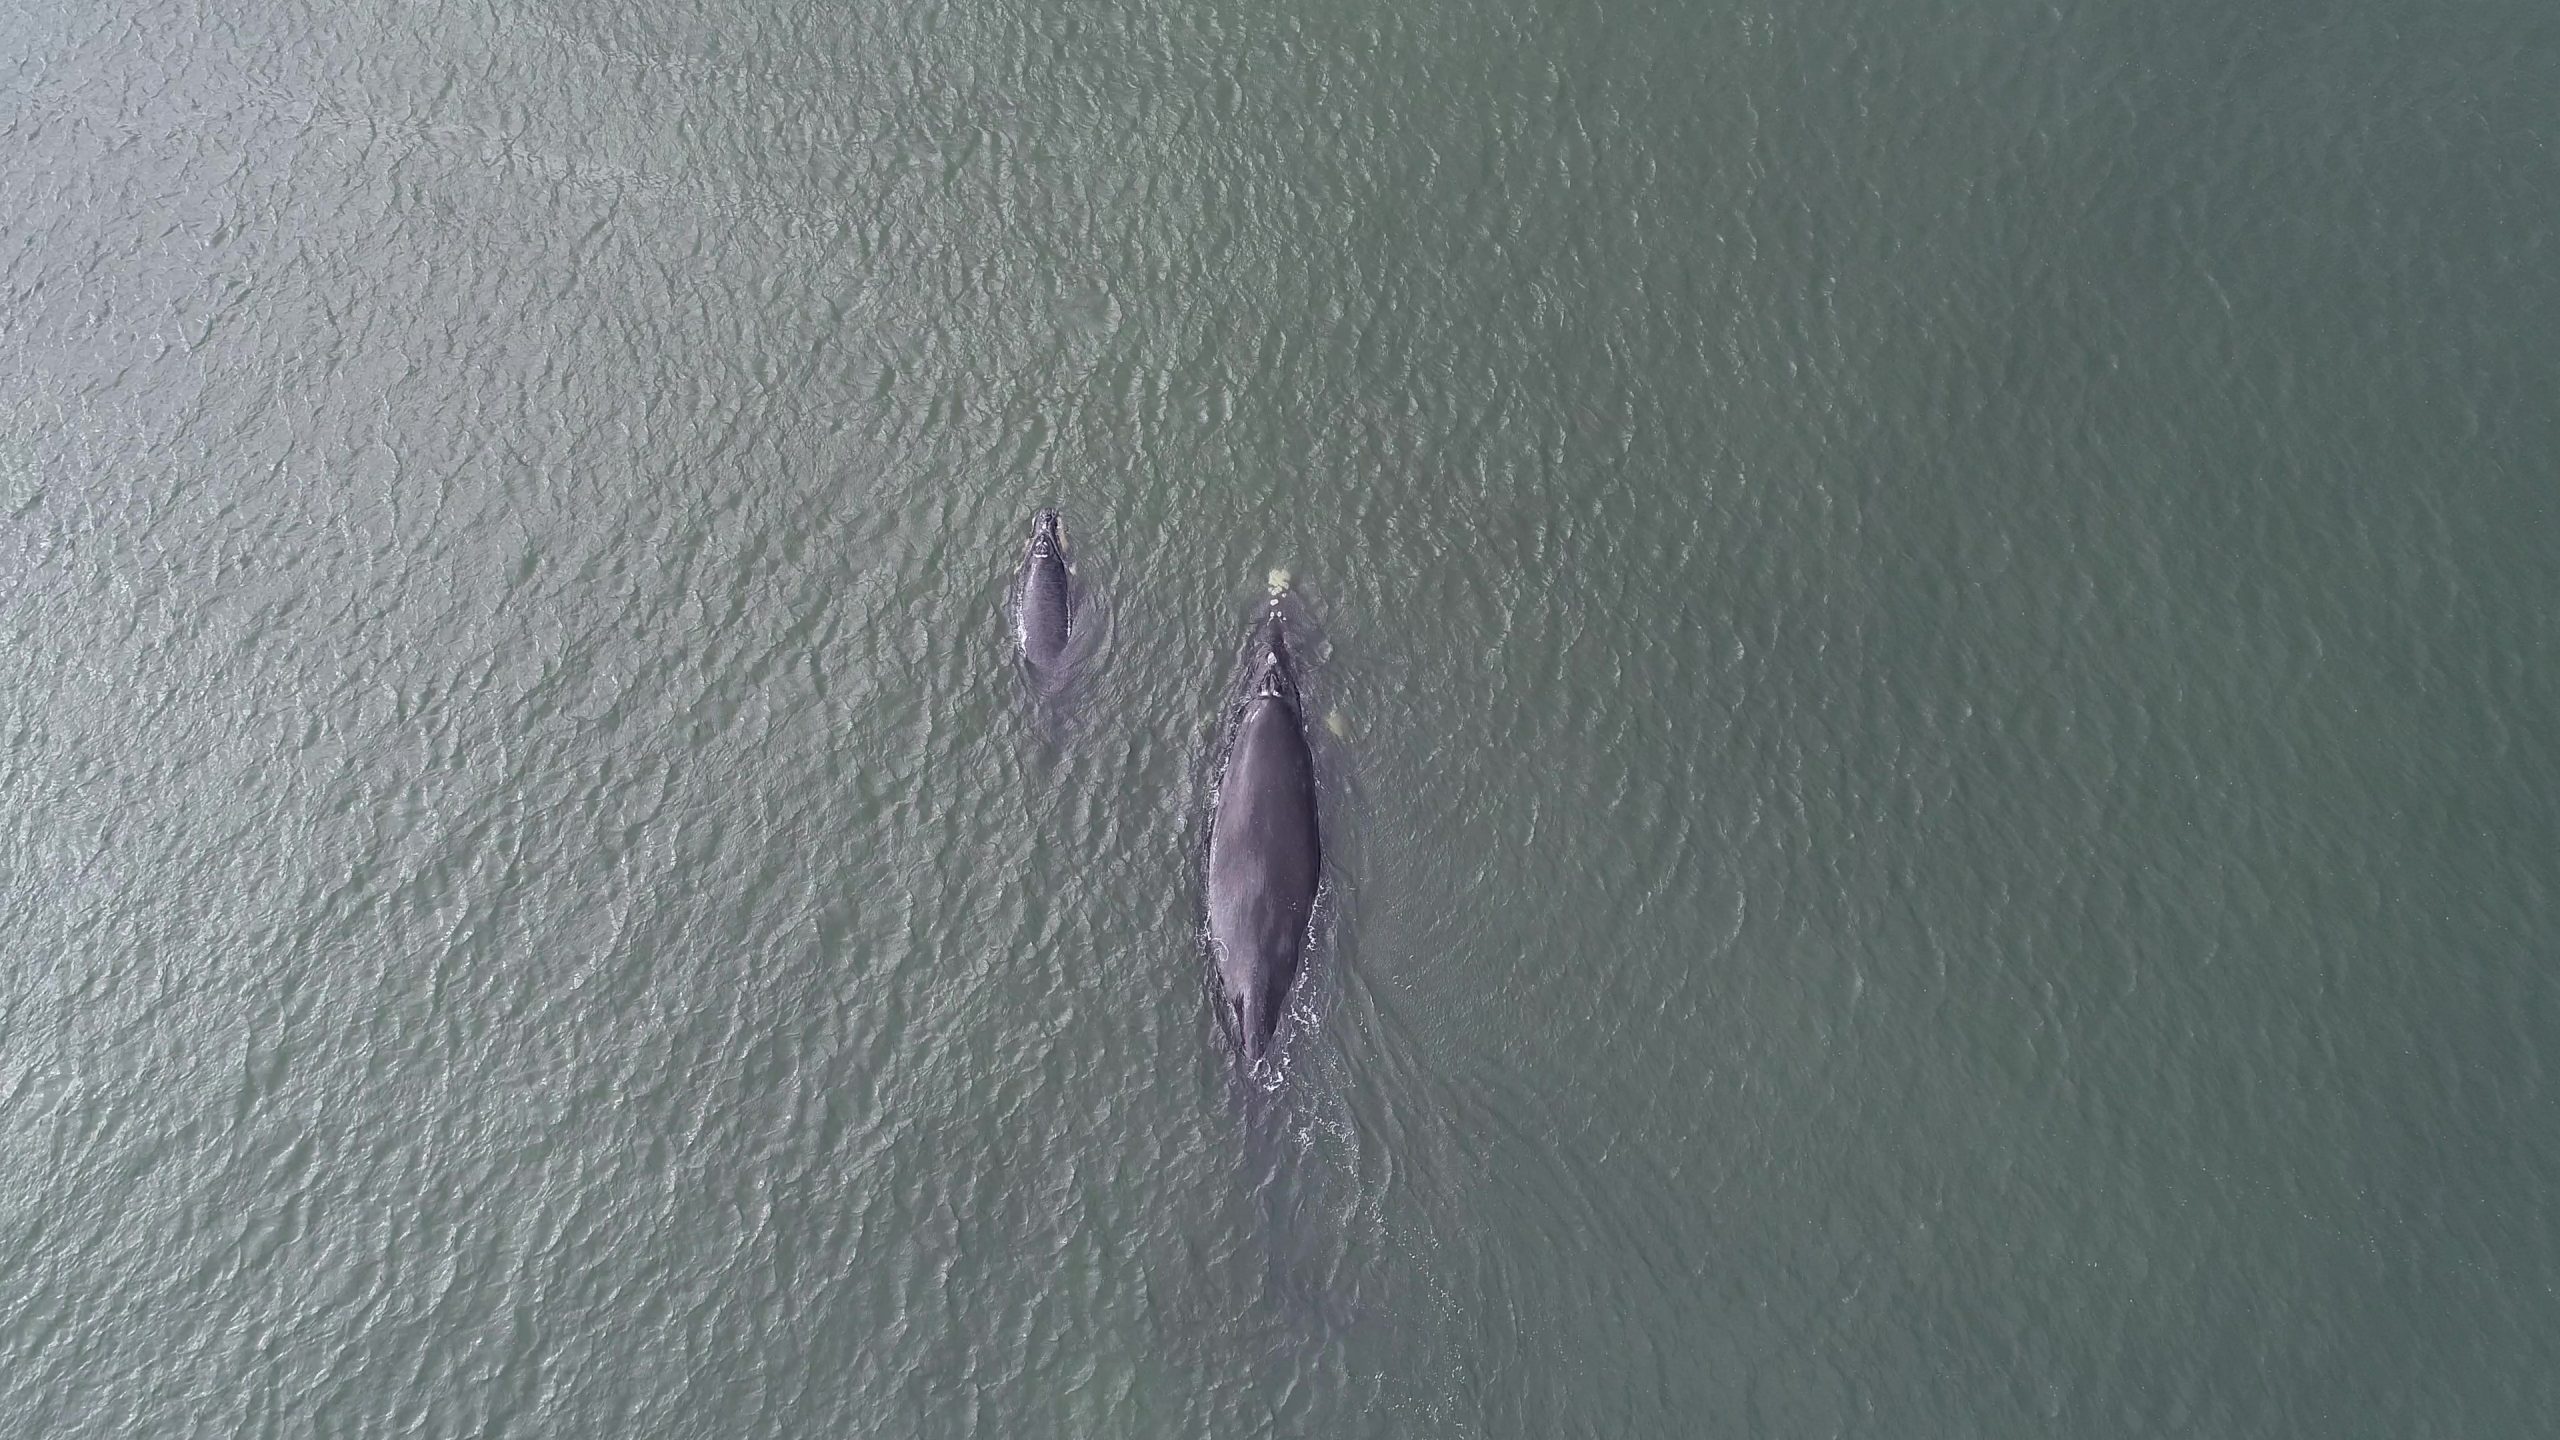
[1205,601,1322,1067]
[1014,509,1074,687]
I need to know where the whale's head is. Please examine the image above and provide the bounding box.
[1028,508,1064,558]
[1252,609,1299,704]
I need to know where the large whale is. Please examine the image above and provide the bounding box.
[1205,599,1323,1067]
[1013,508,1074,688]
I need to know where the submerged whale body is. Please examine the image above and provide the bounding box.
[1204,600,1323,1067]
[1014,508,1074,687]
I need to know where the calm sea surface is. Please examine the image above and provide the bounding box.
[3,0,2555,1433]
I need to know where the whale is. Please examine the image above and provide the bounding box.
[1204,598,1323,1067]
[1013,509,1074,688]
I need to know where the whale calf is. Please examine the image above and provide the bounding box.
[1013,508,1074,688]
[1204,598,1323,1067]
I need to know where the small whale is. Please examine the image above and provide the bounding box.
[1013,508,1075,689]
[1204,595,1323,1068]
